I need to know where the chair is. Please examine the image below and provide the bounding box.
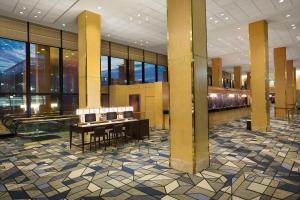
[124,121,139,142]
[113,124,125,145]
[90,127,107,151]
[138,119,149,141]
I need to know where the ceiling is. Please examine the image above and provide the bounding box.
[0,0,300,74]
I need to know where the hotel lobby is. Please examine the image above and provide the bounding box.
[0,0,300,199]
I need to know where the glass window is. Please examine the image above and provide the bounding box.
[157,65,168,82]
[129,61,142,84]
[0,95,26,117]
[144,63,156,83]
[30,95,59,114]
[62,95,78,114]
[63,49,78,93]
[111,57,127,85]
[0,38,26,93]
[101,56,109,86]
[30,44,60,93]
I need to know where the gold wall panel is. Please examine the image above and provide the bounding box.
[0,16,27,41]
[274,47,287,119]
[78,11,101,108]
[62,31,77,50]
[168,0,208,174]
[29,24,61,47]
[249,20,270,132]
[110,42,128,59]
[144,50,157,64]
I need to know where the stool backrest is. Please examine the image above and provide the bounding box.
[114,124,123,133]
[94,127,106,136]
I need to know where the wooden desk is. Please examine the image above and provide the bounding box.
[69,119,149,153]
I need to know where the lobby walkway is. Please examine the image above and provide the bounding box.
[0,117,299,200]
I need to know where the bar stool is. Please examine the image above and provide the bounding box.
[90,127,107,151]
[113,124,125,145]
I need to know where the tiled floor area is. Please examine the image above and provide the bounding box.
[0,118,299,200]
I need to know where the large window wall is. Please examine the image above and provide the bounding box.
[0,36,168,117]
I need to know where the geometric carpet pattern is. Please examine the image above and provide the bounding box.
[0,118,299,199]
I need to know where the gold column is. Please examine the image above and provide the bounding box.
[274,47,287,119]
[212,58,222,87]
[168,0,209,174]
[247,72,251,90]
[249,20,270,132]
[234,66,241,89]
[78,11,101,108]
[286,60,295,108]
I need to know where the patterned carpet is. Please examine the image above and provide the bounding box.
[0,118,299,200]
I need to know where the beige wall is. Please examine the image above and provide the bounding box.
[109,82,168,129]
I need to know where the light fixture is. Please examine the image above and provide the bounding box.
[279,0,284,3]
[237,27,241,30]
[41,48,45,51]
[291,24,296,27]
[34,15,38,18]
[62,23,66,27]
[37,10,41,14]
[137,13,141,17]
[19,11,24,14]
[107,34,110,37]
[286,14,291,18]
[225,17,229,20]
[220,13,224,16]
[214,20,218,23]
[22,6,26,10]
[292,26,296,30]
[209,17,213,20]
[129,17,133,21]
[145,17,149,21]
[97,6,102,10]
[145,41,149,44]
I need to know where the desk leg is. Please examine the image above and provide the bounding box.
[70,130,72,149]
[82,132,85,153]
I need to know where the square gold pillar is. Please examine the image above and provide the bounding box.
[167,0,209,174]
[286,60,295,108]
[274,47,287,119]
[78,11,101,108]
[212,58,222,87]
[234,66,241,89]
[249,20,270,132]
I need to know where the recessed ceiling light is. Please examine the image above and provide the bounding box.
[145,17,149,21]
[97,6,101,10]
[41,48,45,51]
[107,34,110,37]
[37,11,41,14]
[62,23,66,27]
[220,13,224,16]
[286,14,291,18]
[237,27,241,30]
[34,15,38,18]
[279,0,284,3]
[291,24,296,27]
[209,17,213,20]
[129,17,133,21]
[19,11,24,14]
[225,17,229,20]
[214,20,218,23]
[292,26,296,29]
[22,6,26,10]
[145,41,149,44]
[137,13,141,17]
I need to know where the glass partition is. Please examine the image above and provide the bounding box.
[62,95,78,114]
[63,49,78,93]
[30,44,60,93]
[129,61,142,84]
[111,57,127,85]
[0,95,26,117]
[30,95,59,115]
[157,65,167,82]
[144,63,155,83]
[0,38,26,93]
[101,56,109,86]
